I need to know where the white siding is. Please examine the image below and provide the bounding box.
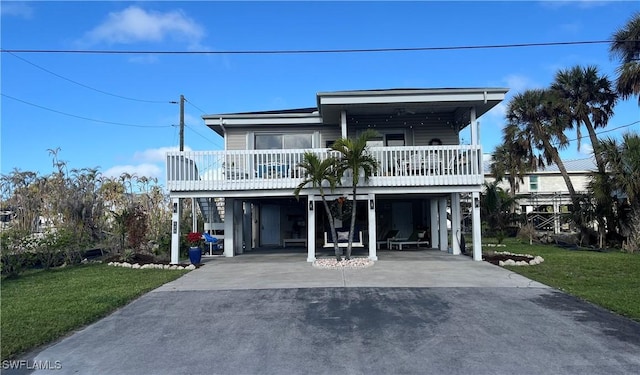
[413,125,459,146]
[321,128,343,147]
[495,174,591,195]
[226,131,246,151]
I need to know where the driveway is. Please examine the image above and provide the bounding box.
[14,250,640,375]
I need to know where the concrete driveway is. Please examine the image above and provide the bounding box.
[15,250,640,375]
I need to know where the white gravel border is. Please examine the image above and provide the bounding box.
[107,261,196,270]
[313,257,374,269]
[492,251,545,266]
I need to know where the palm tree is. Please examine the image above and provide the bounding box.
[609,11,640,104]
[490,130,535,201]
[293,151,342,261]
[481,180,518,237]
[550,66,619,244]
[595,132,640,251]
[550,65,618,173]
[331,129,380,260]
[597,133,640,209]
[505,90,585,223]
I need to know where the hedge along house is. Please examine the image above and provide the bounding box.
[166,88,508,263]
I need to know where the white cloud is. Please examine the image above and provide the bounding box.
[1,2,34,18]
[133,146,192,163]
[480,74,543,125]
[78,6,204,47]
[503,74,541,95]
[103,163,162,179]
[578,141,594,156]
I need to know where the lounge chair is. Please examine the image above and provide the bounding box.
[377,229,399,249]
[388,230,429,250]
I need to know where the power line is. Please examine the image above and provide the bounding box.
[6,51,172,104]
[2,93,173,128]
[0,40,616,55]
[184,98,208,114]
[550,120,640,147]
[185,123,224,149]
[182,97,227,148]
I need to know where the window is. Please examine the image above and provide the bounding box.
[385,133,405,146]
[529,175,538,191]
[255,134,312,150]
[284,134,312,149]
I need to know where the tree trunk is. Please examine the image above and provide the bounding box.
[319,188,342,261]
[583,117,606,174]
[346,186,357,260]
[584,117,615,246]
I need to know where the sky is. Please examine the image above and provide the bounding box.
[1,0,639,186]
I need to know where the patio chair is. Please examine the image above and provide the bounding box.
[388,229,429,250]
[202,232,219,255]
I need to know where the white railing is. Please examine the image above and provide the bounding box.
[166,145,483,191]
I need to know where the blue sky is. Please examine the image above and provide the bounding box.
[2,1,639,185]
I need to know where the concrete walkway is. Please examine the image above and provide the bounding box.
[15,249,640,375]
[155,249,548,291]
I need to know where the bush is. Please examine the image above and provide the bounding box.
[516,224,536,243]
[1,252,35,279]
[1,229,34,278]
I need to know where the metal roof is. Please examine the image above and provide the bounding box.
[483,156,597,175]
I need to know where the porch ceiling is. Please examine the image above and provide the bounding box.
[317,88,508,126]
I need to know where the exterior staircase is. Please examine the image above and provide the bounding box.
[195,197,225,227]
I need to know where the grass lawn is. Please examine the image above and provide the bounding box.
[486,239,640,321]
[1,264,188,360]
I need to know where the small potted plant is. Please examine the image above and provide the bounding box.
[186,232,203,265]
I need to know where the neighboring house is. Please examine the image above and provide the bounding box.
[166,88,509,263]
[484,157,596,233]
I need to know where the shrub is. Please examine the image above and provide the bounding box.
[0,230,34,278]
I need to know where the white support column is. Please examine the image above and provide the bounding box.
[234,200,243,255]
[307,195,316,262]
[470,107,478,145]
[451,193,461,255]
[439,198,448,252]
[191,198,197,232]
[170,198,181,264]
[430,200,439,249]
[368,195,378,261]
[553,200,560,234]
[472,191,482,261]
[340,110,347,138]
[243,202,252,252]
[224,198,234,257]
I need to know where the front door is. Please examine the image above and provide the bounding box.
[260,204,281,246]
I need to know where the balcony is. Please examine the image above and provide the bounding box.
[166,145,483,192]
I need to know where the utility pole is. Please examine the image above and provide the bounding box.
[179,94,185,151]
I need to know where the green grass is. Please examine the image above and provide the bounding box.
[488,239,640,321]
[1,264,188,360]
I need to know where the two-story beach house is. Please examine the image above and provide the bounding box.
[166,88,509,263]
